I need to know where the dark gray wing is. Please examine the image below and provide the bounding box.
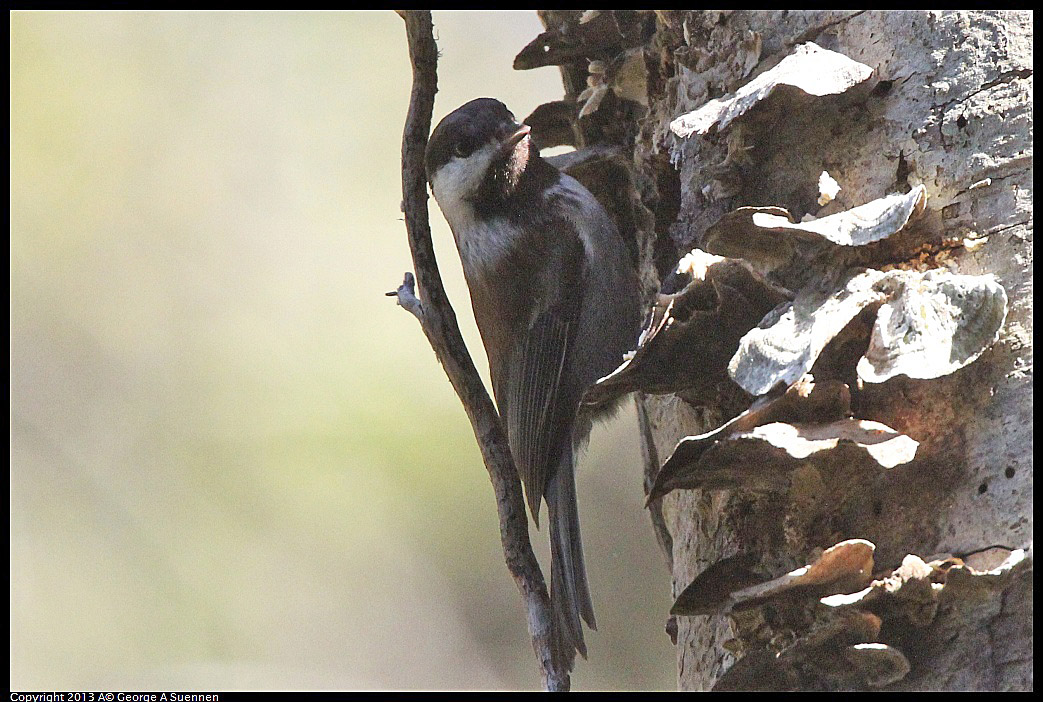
[499,229,585,525]
[506,310,570,524]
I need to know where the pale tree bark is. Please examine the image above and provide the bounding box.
[522,10,1031,691]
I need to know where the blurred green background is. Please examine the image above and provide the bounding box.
[10,10,673,691]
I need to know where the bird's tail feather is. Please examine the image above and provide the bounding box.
[546,453,596,668]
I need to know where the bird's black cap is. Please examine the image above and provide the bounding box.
[425,98,519,182]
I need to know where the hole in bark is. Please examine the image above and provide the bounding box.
[653,154,682,231]
[871,79,893,97]
[956,114,968,130]
[895,151,912,193]
[978,482,988,494]
[652,153,683,282]
[1005,466,1016,479]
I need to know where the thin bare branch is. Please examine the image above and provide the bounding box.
[393,10,571,692]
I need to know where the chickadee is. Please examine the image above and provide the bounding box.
[426,98,639,667]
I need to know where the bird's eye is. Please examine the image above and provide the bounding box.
[451,141,470,158]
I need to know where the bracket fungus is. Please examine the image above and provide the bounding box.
[651,376,850,483]
[729,267,893,396]
[856,269,1009,383]
[712,637,910,691]
[649,419,916,499]
[820,553,940,627]
[679,542,1025,691]
[670,42,875,138]
[712,617,906,690]
[676,540,902,690]
[729,265,1008,396]
[513,10,652,72]
[584,250,790,409]
[672,539,875,617]
[840,644,912,689]
[577,48,648,119]
[820,546,1028,622]
[648,376,917,502]
[703,185,928,269]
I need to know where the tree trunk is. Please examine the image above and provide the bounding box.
[527,10,1031,691]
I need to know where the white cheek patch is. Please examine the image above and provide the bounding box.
[430,142,500,223]
[429,142,515,278]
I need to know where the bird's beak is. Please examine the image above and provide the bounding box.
[499,123,531,154]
